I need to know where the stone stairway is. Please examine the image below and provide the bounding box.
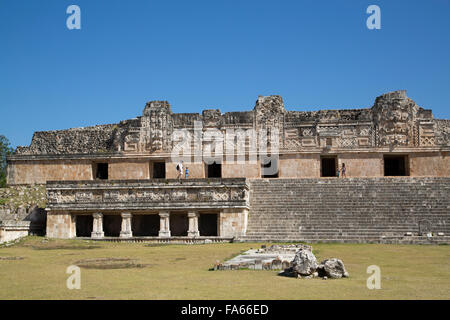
[244,177,450,243]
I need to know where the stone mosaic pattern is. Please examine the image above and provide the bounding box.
[46,178,249,211]
[12,90,449,156]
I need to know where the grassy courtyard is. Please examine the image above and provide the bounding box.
[0,236,449,300]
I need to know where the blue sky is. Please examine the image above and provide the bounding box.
[1,0,449,148]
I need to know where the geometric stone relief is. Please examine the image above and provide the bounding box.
[47,181,249,209]
[337,137,357,148]
[15,90,449,156]
[419,123,436,146]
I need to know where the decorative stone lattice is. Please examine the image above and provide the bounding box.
[13,90,448,156]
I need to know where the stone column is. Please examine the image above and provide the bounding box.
[158,211,171,237]
[187,211,200,238]
[91,213,104,238]
[119,212,133,238]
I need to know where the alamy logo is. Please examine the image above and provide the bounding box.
[66,5,81,30]
[366,265,381,289]
[366,5,381,30]
[170,121,280,175]
[66,265,81,289]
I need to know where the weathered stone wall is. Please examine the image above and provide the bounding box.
[279,154,320,178]
[410,152,450,177]
[46,211,76,238]
[109,160,150,180]
[0,221,31,243]
[8,160,93,184]
[220,208,248,238]
[0,185,47,214]
[0,185,47,236]
[7,90,450,185]
[6,151,450,184]
[222,161,260,178]
[337,153,383,177]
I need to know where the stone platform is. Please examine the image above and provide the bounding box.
[79,236,234,244]
[214,244,311,270]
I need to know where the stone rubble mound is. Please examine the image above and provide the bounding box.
[317,258,349,279]
[279,247,349,279]
[213,243,349,279]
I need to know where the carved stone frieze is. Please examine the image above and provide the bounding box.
[46,179,250,211]
[13,91,448,157]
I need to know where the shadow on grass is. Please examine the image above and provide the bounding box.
[30,244,102,250]
[0,256,25,260]
[73,258,150,269]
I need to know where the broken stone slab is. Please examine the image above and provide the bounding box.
[317,258,349,279]
[213,245,312,271]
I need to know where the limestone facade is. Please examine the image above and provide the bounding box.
[7,90,449,184]
[5,90,450,240]
[45,179,249,239]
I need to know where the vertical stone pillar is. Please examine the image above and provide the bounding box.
[188,211,200,237]
[120,212,133,238]
[91,213,104,238]
[158,211,171,237]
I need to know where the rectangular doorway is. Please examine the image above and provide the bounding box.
[321,156,337,177]
[132,214,160,236]
[384,155,409,176]
[93,163,108,180]
[152,162,166,179]
[199,213,218,236]
[261,157,279,178]
[103,215,121,237]
[206,163,222,178]
[169,213,188,236]
[76,215,93,237]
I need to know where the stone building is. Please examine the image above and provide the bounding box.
[5,90,450,243]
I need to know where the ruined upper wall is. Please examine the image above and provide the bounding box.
[13,90,449,156]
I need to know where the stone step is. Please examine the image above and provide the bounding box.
[246,177,450,243]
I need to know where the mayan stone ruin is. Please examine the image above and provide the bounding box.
[1,90,449,244]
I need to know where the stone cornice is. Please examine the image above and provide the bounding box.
[7,146,449,162]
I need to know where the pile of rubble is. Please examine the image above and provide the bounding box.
[214,244,349,279]
[279,247,349,279]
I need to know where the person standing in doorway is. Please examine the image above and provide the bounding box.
[341,163,347,178]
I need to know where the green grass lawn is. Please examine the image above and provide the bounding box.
[0,236,449,300]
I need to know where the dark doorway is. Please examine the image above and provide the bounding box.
[199,213,218,236]
[261,158,279,178]
[170,213,188,236]
[206,163,222,178]
[103,215,121,237]
[384,155,408,176]
[94,163,108,180]
[76,215,93,237]
[321,156,337,177]
[152,162,166,179]
[132,214,160,236]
